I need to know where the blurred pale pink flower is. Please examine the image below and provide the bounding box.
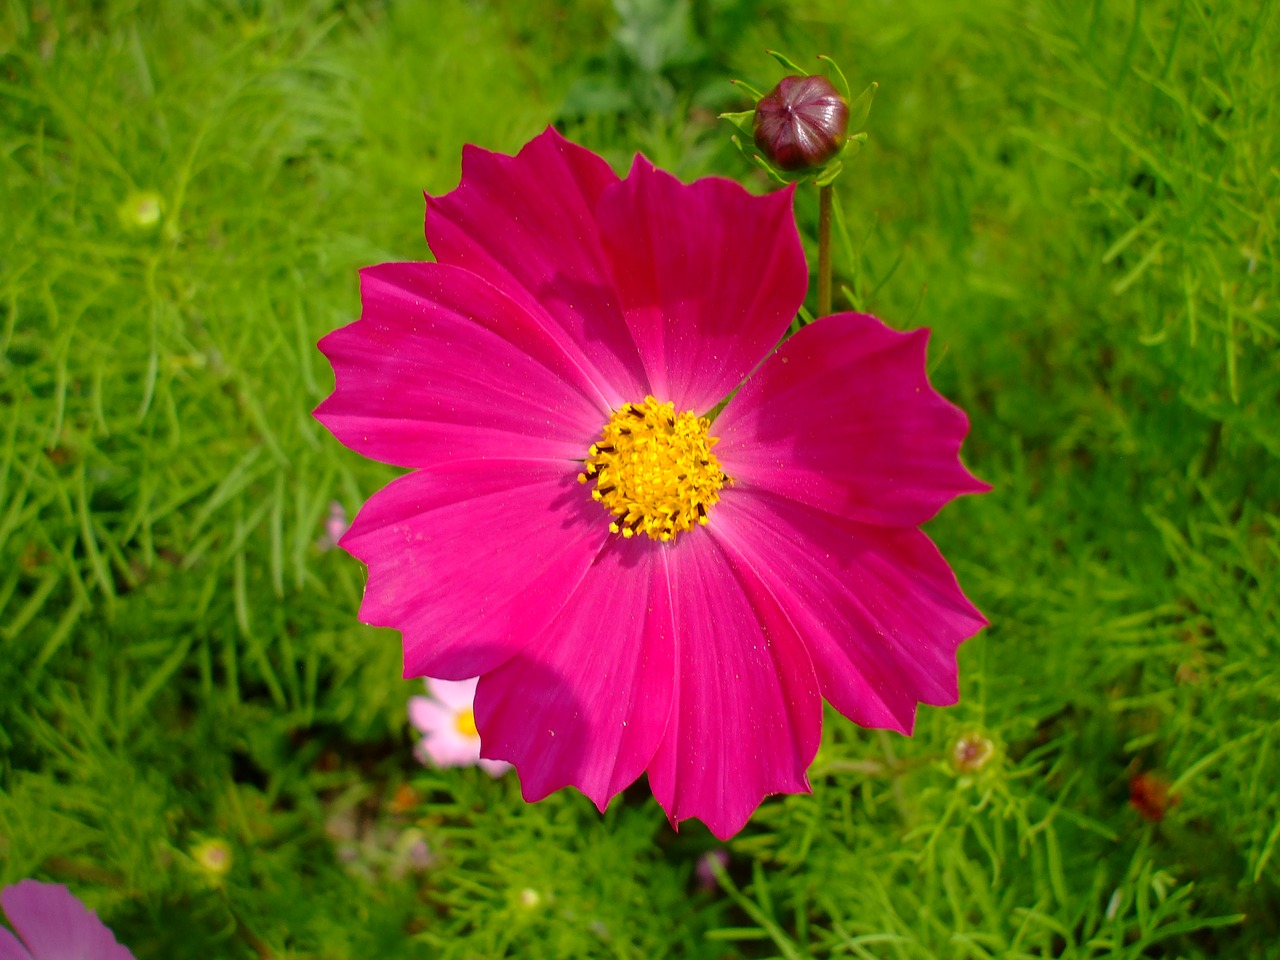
[408,678,511,777]
[0,880,135,960]
[695,849,730,890]
[316,501,350,551]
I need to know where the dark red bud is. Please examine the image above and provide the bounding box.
[753,74,850,172]
[1129,771,1179,822]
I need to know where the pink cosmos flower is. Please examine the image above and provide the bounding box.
[316,500,349,551]
[0,880,135,960]
[315,127,987,839]
[408,677,512,777]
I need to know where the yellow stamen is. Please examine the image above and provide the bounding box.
[454,707,478,738]
[581,396,729,542]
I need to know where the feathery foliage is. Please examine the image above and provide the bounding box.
[1,0,1276,956]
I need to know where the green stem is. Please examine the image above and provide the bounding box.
[818,184,833,318]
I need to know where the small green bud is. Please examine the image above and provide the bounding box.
[118,189,164,232]
[752,75,850,172]
[517,887,542,909]
[190,837,233,880]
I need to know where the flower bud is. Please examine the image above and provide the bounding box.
[190,837,233,880]
[950,732,996,774]
[1129,771,1178,822]
[752,75,850,172]
[117,189,163,232]
[517,887,543,910]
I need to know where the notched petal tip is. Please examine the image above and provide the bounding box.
[645,533,821,841]
[709,492,983,742]
[472,539,675,815]
[716,312,989,528]
[422,126,646,404]
[963,470,995,496]
[661,775,816,842]
[597,154,808,412]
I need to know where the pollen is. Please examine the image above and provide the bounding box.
[578,396,729,542]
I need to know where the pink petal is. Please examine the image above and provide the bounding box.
[478,757,512,777]
[421,728,481,768]
[315,262,608,469]
[407,696,451,736]
[426,127,647,405]
[426,677,479,711]
[596,159,806,414]
[474,536,675,809]
[341,460,610,680]
[646,533,821,840]
[0,929,32,960]
[711,490,986,733]
[1,881,135,960]
[715,313,989,528]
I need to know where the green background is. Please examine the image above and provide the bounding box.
[1,0,1277,956]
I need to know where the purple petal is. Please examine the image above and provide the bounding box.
[426,127,647,404]
[716,313,989,528]
[316,262,608,469]
[647,532,821,840]
[711,491,986,733]
[0,881,134,960]
[0,928,32,960]
[341,460,609,680]
[596,159,806,414]
[474,536,675,809]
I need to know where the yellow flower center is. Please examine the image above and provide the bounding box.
[577,395,729,542]
[454,707,478,738]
